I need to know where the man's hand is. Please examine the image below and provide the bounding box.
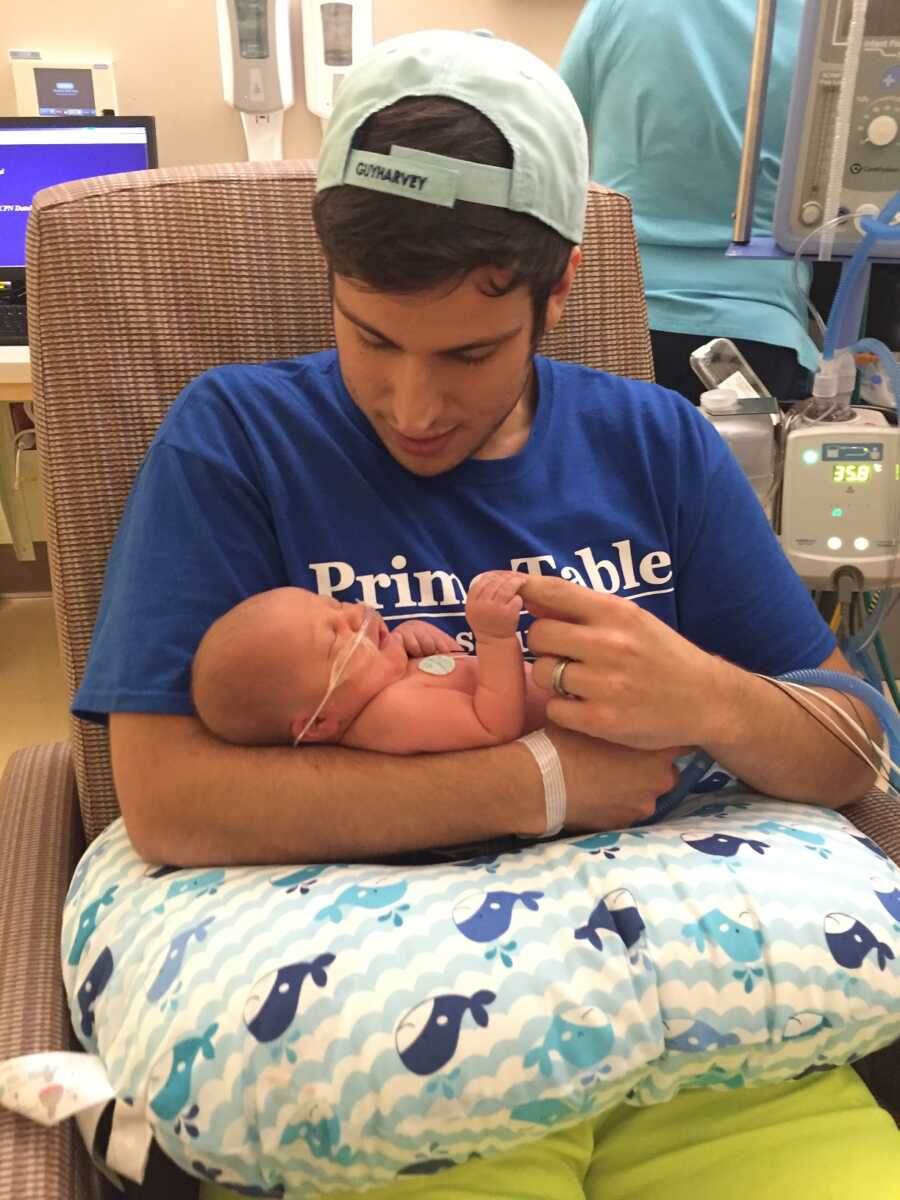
[522,575,733,751]
[394,620,459,658]
[514,723,684,834]
[467,570,528,641]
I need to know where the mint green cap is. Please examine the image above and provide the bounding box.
[316,29,589,244]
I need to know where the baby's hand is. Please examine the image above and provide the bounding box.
[466,571,527,641]
[394,620,459,658]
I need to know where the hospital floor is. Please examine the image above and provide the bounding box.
[0,596,70,788]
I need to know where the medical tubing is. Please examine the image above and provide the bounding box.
[645,751,716,825]
[852,641,884,688]
[650,665,900,823]
[848,337,900,410]
[823,191,900,362]
[792,214,851,344]
[873,633,900,714]
[777,667,900,789]
[848,589,894,654]
[819,0,867,262]
[769,678,893,778]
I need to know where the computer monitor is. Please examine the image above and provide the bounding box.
[0,115,158,285]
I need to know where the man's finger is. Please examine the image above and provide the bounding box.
[520,575,624,623]
[527,617,595,662]
[544,695,610,738]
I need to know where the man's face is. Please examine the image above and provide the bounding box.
[332,268,540,476]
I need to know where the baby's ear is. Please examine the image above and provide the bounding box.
[291,710,342,744]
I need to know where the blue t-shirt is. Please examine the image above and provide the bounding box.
[73,351,834,724]
[558,0,820,371]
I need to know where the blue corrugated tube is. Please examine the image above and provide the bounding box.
[649,668,899,824]
[822,190,900,363]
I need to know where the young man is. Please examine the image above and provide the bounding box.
[73,29,897,1198]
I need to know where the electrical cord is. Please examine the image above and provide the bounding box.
[872,632,900,715]
[791,212,855,347]
[754,673,897,791]
[778,667,900,782]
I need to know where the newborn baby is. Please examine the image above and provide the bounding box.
[191,571,551,752]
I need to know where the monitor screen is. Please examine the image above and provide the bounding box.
[34,67,97,116]
[0,116,157,276]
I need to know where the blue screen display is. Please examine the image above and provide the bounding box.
[0,128,151,268]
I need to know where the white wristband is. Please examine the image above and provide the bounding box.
[516,730,566,837]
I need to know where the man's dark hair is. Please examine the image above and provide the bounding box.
[313,96,575,340]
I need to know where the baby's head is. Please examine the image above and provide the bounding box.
[191,587,404,745]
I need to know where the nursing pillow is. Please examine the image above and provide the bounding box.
[54,796,900,1196]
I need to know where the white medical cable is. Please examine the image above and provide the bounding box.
[820,0,868,261]
[791,213,855,345]
[756,673,898,789]
[757,674,885,767]
[759,678,893,789]
[783,682,894,778]
[854,591,900,654]
[765,674,894,770]
[12,427,36,491]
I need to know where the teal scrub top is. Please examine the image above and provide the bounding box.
[559,0,820,371]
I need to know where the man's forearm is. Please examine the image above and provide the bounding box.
[111,713,545,866]
[701,661,881,807]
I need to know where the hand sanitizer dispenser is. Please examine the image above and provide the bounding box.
[217,0,294,161]
[300,0,372,126]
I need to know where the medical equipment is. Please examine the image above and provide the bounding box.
[780,409,900,587]
[293,603,377,744]
[698,389,780,512]
[773,0,900,259]
[858,349,900,407]
[217,0,294,161]
[690,337,773,398]
[300,0,373,125]
[9,52,118,117]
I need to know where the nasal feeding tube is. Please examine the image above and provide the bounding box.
[293,605,378,745]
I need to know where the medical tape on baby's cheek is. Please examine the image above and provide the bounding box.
[293,607,376,746]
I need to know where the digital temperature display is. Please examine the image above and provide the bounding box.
[832,462,872,484]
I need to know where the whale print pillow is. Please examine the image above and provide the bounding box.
[61,797,900,1198]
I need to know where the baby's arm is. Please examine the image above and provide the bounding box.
[393,620,459,658]
[465,570,528,744]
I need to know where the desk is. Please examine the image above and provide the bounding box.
[0,347,36,561]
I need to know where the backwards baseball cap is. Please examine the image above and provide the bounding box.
[316,28,589,244]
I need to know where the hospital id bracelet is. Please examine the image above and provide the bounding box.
[516,729,567,838]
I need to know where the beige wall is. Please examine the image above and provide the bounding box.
[0,2,585,547]
[1,1,586,166]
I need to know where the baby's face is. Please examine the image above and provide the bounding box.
[300,596,407,731]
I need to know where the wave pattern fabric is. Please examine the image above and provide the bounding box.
[61,798,900,1197]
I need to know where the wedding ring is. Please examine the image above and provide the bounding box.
[550,656,577,700]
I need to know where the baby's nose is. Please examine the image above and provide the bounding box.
[342,601,368,630]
